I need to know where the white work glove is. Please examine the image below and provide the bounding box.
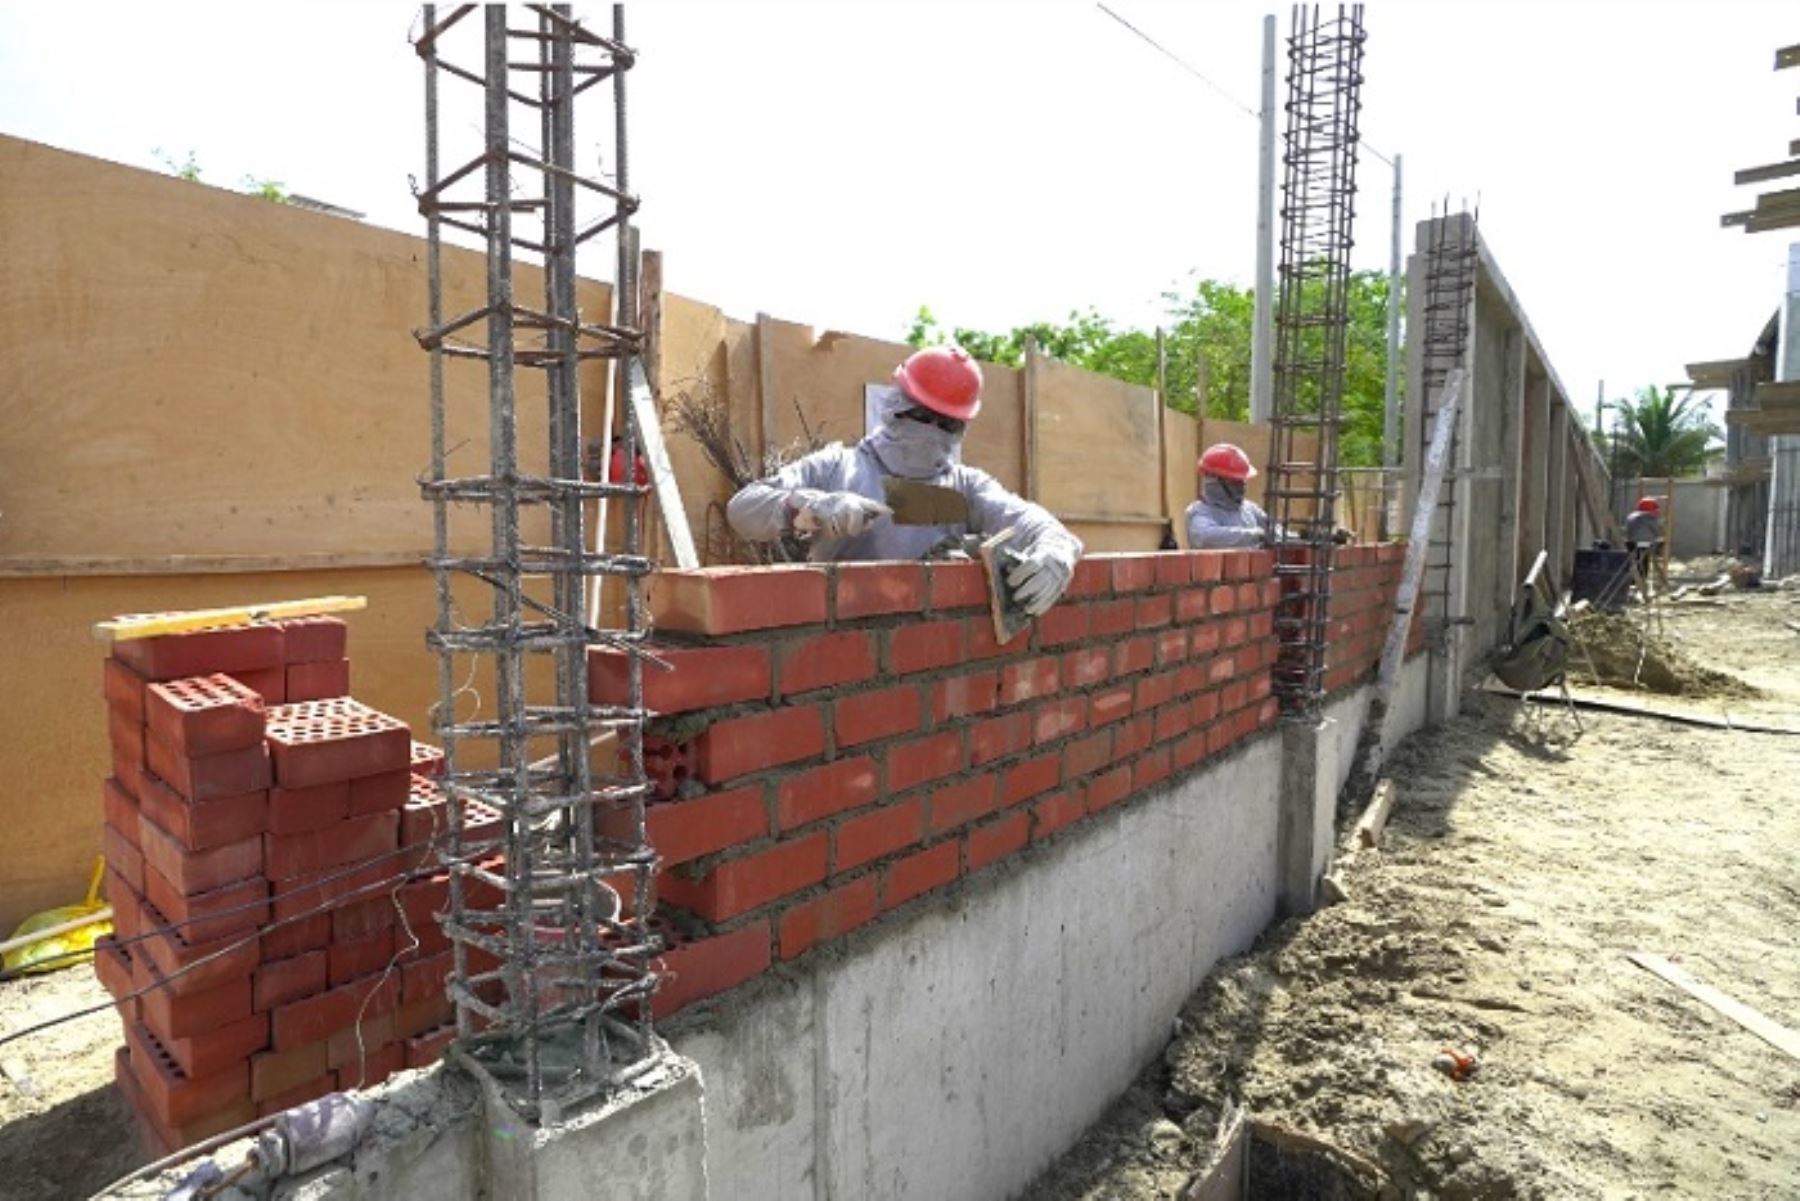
[1007,542,1076,616]
[791,490,892,539]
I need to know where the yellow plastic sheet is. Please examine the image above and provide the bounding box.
[3,857,112,975]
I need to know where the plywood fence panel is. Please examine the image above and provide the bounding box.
[1164,408,1200,545]
[1035,356,1161,519]
[0,135,611,566]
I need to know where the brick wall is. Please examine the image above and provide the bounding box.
[1320,544,1423,694]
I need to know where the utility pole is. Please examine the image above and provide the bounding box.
[1594,379,1605,435]
[1250,13,1276,424]
[1383,153,1403,468]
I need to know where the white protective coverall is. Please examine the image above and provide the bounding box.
[727,385,1083,570]
[1184,477,1280,550]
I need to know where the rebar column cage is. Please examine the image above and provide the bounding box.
[413,2,659,1120]
[1265,3,1367,718]
[1414,206,1479,701]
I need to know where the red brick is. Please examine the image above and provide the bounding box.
[346,769,409,817]
[1032,697,1087,746]
[1222,679,1250,713]
[697,704,826,783]
[652,921,772,1019]
[1035,603,1089,648]
[927,776,1000,835]
[882,841,959,909]
[329,929,396,988]
[968,811,1030,870]
[1133,746,1173,790]
[266,699,410,789]
[1114,635,1156,678]
[398,876,449,934]
[1091,599,1135,637]
[932,669,1000,722]
[124,1022,250,1128]
[778,875,879,960]
[146,739,272,803]
[971,712,1032,765]
[777,757,878,830]
[254,951,328,1013]
[834,685,922,749]
[1109,554,1159,593]
[1222,551,1252,580]
[835,562,926,618]
[1137,671,1178,714]
[1190,623,1223,656]
[828,799,914,875]
[396,992,454,1038]
[135,955,250,1043]
[410,740,446,778]
[966,615,1026,660]
[1246,550,1275,578]
[1084,765,1132,813]
[251,1040,328,1103]
[888,620,966,675]
[280,616,348,664]
[885,731,965,793]
[144,673,265,756]
[268,780,351,835]
[398,950,451,1004]
[1236,582,1262,610]
[1156,628,1190,666]
[110,706,146,769]
[1174,730,1209,771]
[1088,685,1134,728]
[1176,588,1212,624]
[602,786,766,868]
[1032,789,1085,840]
[138,810,260,895]
[107,871,143,939]
[104,658,148,724]
[1220,616,1249,648]
[264,810,398,881]
[270,854,403,923]
[1113,716,1154,761]
[263,913,332,961]
[326,1009,397,1073]
[113,624,285,681]
[144,867,268,945]
[1192,690,1222,726]
[104,822,145,893]
[1001,753,1061,807]
[659,833,828,921]
[1154,701,1194,744]
[1155,553,1191,588]
[999,657,1060,706]
[1208,653,1238,684]
[139,893,261,996]
[102,776,138,839]
[405,1025,456,1070]
[1061,647,1111,689]
[138,774,266,852]
[1189,553,1224,583]
[589,642,771,713]
[338,1040,405,1091]
[926,561,989,611]
[1208,586,1238,616]
[1063,557,1107,598]
[1135,593,1173,629]
[778,630,876,697]
[95,935,134,1002]
[271,972,399,1051]
[285,659,350,703]
[228,666,287,706]
[1063,730,1113,779]
[650,566,828,635]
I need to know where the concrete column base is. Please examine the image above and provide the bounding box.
[1276,717,1340,917]
[471,1042,709,1201]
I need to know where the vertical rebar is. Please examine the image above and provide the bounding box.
[1265,3,1367,719]
[415,1,655,1122]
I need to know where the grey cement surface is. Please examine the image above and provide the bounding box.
[675,736,1285,1201]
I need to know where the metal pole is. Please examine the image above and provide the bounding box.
[1594,379,1604,436]
[1383,153,1403,468]
[1250,12,1276,425]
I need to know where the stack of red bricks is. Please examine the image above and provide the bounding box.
[93,617,459,1153]
[1319,544,1420,692]
[587,550,1286,1015]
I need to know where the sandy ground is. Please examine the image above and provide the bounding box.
[1028,586,1800,1200]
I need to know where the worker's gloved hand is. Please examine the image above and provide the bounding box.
[790,490,892,539]
[1332,527,1355,546]
[1007,542,1077,616]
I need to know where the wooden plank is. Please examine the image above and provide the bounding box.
[1375,368,1467,705]
[755,312,779,464]
[1023,339,1042,501]
[92,595,368,643]
[1746,210,1800,234]
[0,551,427,578]
[1777,42,1800,70]
[1032,353,1162,520]
[1734,158,1800,186]
[1721,210,1756,228]
[627,361,699,569]
[1354,779,1397,847]
[1627,952,1800,1061]
[1179,1105,1247,1201]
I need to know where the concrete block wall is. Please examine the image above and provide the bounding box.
[591,543,1414,1020]
[94,619,468,1154]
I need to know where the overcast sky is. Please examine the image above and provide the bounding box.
[2,1,1794,421]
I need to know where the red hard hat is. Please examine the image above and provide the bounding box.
[1199,442,1257,482]
[894,346,983,421]
[1635,497,1660,514]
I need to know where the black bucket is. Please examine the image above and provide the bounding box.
[1570,547,1633,612]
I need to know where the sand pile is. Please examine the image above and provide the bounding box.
[1569,612,1761,699]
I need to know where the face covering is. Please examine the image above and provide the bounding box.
[1204,476,1246,507]
[867,411,962,479]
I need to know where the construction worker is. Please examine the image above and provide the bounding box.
[1185,443,1280,549]
[1624,497,1662,590]
[726,346,1084,616]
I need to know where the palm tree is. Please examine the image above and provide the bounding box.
[1604,386,1720,478]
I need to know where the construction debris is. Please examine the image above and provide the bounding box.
[1569,612,1762,699]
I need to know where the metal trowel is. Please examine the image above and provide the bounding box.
[882,478,970,527]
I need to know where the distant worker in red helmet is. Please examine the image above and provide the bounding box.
[727,346,1083,615]
[1185,442,1285,549]
[1624,497,1663,589]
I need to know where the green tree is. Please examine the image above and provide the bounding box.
[908,270,1395,467]
[1605,386,1720,478]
